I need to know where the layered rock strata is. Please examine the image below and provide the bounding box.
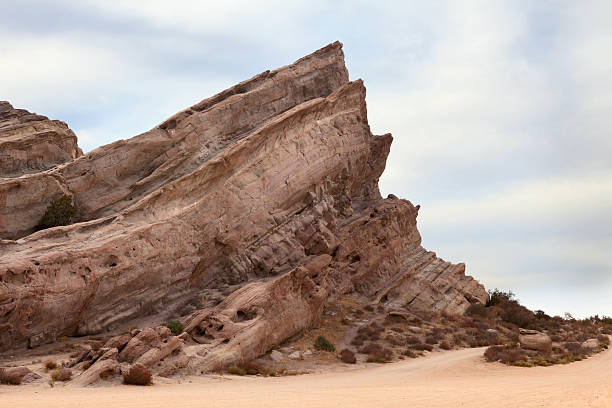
[0,42,487,366]
[0,101,82,178]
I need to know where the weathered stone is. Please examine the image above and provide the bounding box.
[155,326,172,340]
[581,339,600,351]
[270,350,284,363]
[288,351,302,360]
[103,334,132,351]
[135,336,182,367]
[118,328,161,363]
[70,359,119,386]
[0,42,487,360]
[0,101,82,179]
[519,329,552,353]
[0,366,33,384]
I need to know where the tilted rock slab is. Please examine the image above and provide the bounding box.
[0,43,487,366]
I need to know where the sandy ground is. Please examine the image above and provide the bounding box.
[1,346,610,408]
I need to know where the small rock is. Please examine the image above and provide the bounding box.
[288,351,302,360]
[155,326,172,340]
[270,350,284,363]
[303,350,313,357]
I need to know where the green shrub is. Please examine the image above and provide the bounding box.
[166,321,183,336]
[37,195,76,230]
[314,335,335,352]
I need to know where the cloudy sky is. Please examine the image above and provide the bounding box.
[2,1,611,318]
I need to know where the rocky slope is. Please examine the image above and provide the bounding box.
[0,101,82,178]
[0,42,487,373]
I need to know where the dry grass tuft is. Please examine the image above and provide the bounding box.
[123,363,152,386]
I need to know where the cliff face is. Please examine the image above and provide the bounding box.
[0,42,487,357]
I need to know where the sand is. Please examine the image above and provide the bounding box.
[1,346,610,407]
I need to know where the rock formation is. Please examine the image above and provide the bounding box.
[0,101,82,178]
[0,42,487,371]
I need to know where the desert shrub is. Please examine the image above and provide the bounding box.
[484,345,504,362]
[0,368,22,385]
[44,359,57,371]
[410,343,434,352]
[402,349,418,358]
[356,322,383,341]
[360,343,393,363]
[37,195,76,230]
[340,349,357,364]
[534,310,551,320]
[550,334,563,342]
[501,302,535,328]
[405,335,420,344]
[466,304,488,318]
[166,321,183,336]
[123,363,152,385]
[484,345,528,364]
[385,335,403,346]
[486,289,515,307]
[314,335,335,352]
[439,341,452,350]
[226,365,246,376]
[597,334,610,346]
[350,335,364,347]
[452,333,467,345]
[564,342,581,352]
[50,368,72,382]
[212,362,225,374]
[363,305,374,312]
[425,335,437,345]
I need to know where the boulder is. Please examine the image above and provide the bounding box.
[519,329,552,353]
[118,328,161,363]
[270,350,284,363]
[0,366,35,385]
[103,334,132,351]
[581,339,600,352]
[70,359,119,387]
[135,336,182,367]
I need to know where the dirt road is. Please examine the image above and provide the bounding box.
[2,347,610,407]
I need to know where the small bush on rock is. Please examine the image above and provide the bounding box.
[314,336,335,352]
[123,363,152,386]
[37,195,76,230]
[166,321,183,336]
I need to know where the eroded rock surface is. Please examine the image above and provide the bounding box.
[0,42,487,374]
[0,101,82,178]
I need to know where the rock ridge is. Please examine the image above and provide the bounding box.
[0,42,487,363]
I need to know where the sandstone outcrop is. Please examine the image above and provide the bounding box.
[519,329,552,353]
[0,42,488,372]
[0,101,82,178]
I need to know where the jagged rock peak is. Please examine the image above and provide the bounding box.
[0,101,82,177]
